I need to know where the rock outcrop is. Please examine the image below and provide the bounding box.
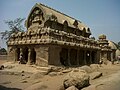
[79,65,92,73]
[63,70,90,89]
[65,86,79,90]
[90,72,102,80]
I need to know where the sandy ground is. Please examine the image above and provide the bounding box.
[83,64,120,90]
[0,60,120,90]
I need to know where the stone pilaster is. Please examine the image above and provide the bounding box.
[14,48,18,62]
[96,50,100,64]
[20,48,23,56]
[27,48,32,65]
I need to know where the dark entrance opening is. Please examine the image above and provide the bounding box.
[23,47,28,64]
[91,51,95,63]
[31,48,36,64]
[79,50,84,65]
[86,51,91,64]
[16,48,20,61]
[60,48,68,66]
[70,49,77,65]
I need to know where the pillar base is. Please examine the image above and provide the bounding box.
[27,61,32,65]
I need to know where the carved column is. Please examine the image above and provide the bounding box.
[20,48,23,56]
[19,48,23,63]
[111,52,113,62]
[27,48,32,65]
[96,50,100,64]
[14,48,18,62]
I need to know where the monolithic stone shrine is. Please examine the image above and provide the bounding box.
[7,3,116,66]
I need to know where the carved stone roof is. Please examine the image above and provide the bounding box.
[98,34,106,39]
[108,41,117,50]
[26,3,90,33]
[116,49,120,59]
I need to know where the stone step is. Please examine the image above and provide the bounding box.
[36,66,51,72]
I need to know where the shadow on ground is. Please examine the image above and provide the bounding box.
[0,85,21,90]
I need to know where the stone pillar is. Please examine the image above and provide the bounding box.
[96,50,100,64]
[111,52,113,62]
[19,48,24,63]
[14,48,18,62]
[27,48,32,65]
[84,50,87,65]
[20,48,23,56]
[68,49,71,66]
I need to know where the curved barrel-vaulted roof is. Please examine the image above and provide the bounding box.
[108,41,117,50]
[116,49,120,59]
[26,3,91,34]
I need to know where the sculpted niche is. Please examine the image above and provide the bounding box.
[27,7,45,30]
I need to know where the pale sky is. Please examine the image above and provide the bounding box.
[0,0,120,49]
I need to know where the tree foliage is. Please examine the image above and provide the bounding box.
[0,18,25,40]
[0,48,7,55]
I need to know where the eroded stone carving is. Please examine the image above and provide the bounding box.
[7,3,115,66]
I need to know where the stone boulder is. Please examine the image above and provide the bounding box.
[79,65,92,73]
[90,64,99,72]
[49,66,66,72]
[65,86,78,90]
[48,72,57,76]
[63,70,90,89]
[90,72,102,80]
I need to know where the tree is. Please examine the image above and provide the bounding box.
[0,48,7,55]
[0,18,25,40]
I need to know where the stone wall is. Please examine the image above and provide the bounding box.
[7,46,16,62]
[35,45,49,66]
[48,45,61,66]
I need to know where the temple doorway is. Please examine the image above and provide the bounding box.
[23,47,28,64]
[86,51,91,64]
[30,48,36,64]
[79,50,84,65]
[70,49,77,65]
[60,48,68,66]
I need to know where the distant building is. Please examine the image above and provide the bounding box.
[7,3,116,66]
[98,34,117,63]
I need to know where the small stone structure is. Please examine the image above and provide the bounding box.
[7,3,116,66]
